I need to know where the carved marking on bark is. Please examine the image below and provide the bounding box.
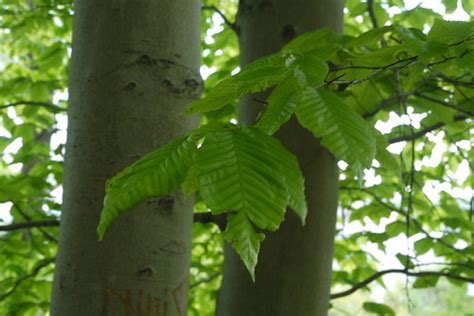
[163,288,168,316]
[136,289,143,314]
[154,296,161,316]
[99,278,187,315]
[172,280,186,316]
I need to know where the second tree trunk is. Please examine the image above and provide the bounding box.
[217,1,343,315]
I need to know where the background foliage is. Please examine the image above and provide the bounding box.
[0,0,472,315]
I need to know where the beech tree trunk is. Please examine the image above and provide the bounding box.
[51,1,201,315]
[217,1,343,315]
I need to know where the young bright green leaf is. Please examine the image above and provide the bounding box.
[196,127,289,230]
[255,77,298,135]
[295,54,328,85]
[187,53,287,113]
[413,275,440,288]
[373,129,399,171]
[223,211,265,281]
[97,136,196,239]
[414,237,434,255]
[244,127,308,224]
[196,126,307,279]
[182,162,198,197]
[295,87,376,177]
[396,253,416,269]
[362,302,396,316]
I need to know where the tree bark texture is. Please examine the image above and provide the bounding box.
[217,1,343,315]
[51,1,201,315]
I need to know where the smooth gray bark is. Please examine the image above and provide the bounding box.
[217,1,343,315]
[51,1,201,315]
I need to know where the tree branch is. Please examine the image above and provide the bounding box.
[330,56,418,86]
[363,91,414,118]
[387,115,469,144]
[0,101,66,112]
[0,215,226,232]
[0,257,55,301]
[202,5,237,32]
[436,73,474,89]
[0,220,60,232]
[414,93,474,116]
[11,203,58,243]
[330,268,474,300]
[190,272,221,289]
[193,212,226,230]
[367,0,379,29]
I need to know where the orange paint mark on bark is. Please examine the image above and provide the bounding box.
[101,288,132,316]
[100,282,187,316]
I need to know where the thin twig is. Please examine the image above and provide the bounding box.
[330,268,474,300]
[190,272,221,289]
[331,57,418,86]
[436,73,474,88]
[415,93,474,116]
[0,258,55,301]
[0,220,60,232]
[367,0,379,29]
[202,5,237,32]
[0,101,66,112]
[387,115,468,144]
[12,203,58,243]
[363,91,415,118]
[193,212,226,230]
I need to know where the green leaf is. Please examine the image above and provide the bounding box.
[462,0,474,14]
[244,127,307,224]
[428,19,474,44]
[294,87,376,177]
[98,136,196,238]
[373,130,399,171]
[255,77,298,135]
[363,302,395,316]
[413,275,440,288]
[414,237,433,255]
[182,162,198,197]
[396,253,415,269]
[457,51,474,68]
[442,0,458,13]
[187,53,287,113]
[295,54,328,85]
[397,27,448,59]
[223,211,265,281]
[345,26,393,48]
[196,127,289,230]
[282,28,340,57]
[196,126,307,278]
